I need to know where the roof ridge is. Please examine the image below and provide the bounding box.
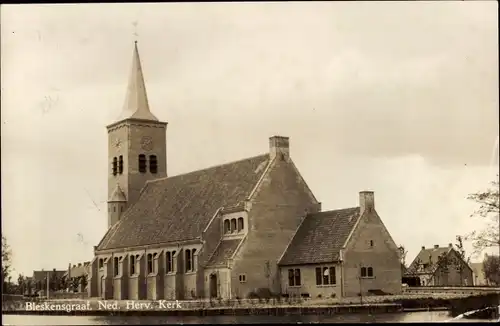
[310,207,359,215]
[148,153,268,184]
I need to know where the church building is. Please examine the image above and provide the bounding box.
[88,42,402,300]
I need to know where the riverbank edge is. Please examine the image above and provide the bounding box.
[1,304,452,316]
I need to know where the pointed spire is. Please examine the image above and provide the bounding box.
[118,41,158,121]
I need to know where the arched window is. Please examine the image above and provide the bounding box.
[147,253,153,274]
[118,155,124,174]
[99,259,104,269]
[114,257,119,276]
[224,220,230,234]
[185,249,192,272]
[112,157,118,176]
[130,255,136,275]
[231,219,237,233]
[237,217,244,232]
[138,154,147,173]
[149,155,158,174]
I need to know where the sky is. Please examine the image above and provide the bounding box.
[1,2,499,277]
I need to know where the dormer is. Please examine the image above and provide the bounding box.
[221,203,248,239]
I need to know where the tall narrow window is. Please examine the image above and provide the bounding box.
[191,249,197,272]
[130,256,136,275]
[166,252,173,273]
[138,154,147,173]
[294,269,301,286]
[329,267,336,284]
[237,217,244,232]
[171,251,176,272]
[185,249,192,272]
[118,155,124,174]
[114,257,119,276]
[367,267,373,277]
[361,267,367,278]
[288,269,295,286]
[112,157,118,176]
[99,259,104,269]
[147,254,153,274]
[231,219,237,233]
[224,220,230,234]
[149,155,158,174]
[315,267,322,285]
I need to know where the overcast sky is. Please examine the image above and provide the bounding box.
[1,2,498,276]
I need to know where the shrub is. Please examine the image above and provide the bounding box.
[255,287,274,299]
[247,291,259,299]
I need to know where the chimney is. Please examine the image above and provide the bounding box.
[269,136,289,160]
[434,245,439,249]
[448,243,453,248]
[359,191,375,213]
[421,246,425,250]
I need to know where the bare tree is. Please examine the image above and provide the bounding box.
[398,245,408,268]
[465,177,499,255]
[454,235,471,285]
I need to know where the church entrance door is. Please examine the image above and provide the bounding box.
[209,273,218,298]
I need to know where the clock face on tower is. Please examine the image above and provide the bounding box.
[114,138,122,149]
[141,136,153,151]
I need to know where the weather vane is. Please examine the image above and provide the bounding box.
[132,21,138,43]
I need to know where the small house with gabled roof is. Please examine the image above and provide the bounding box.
[406,244,473,286]
[278,192,402,298]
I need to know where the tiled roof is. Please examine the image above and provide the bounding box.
[98,154,269,250]
[109,184,127,202]
[206,239,242,266]
[279,207,360,266]
[32,270,66,283]
[407,247,452,274]
[65,262,90,278]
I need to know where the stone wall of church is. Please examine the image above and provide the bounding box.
[230,157,320,298]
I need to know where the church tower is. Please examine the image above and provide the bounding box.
[107,41,167,228]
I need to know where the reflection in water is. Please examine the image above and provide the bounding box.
[2,311,496,325]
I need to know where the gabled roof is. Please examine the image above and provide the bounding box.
[109,184,127,202]
[97,154,270,250]
[406,246,470,275]
[64,262,90,279]
[279,207,360,266]
[206,239,242,267]
[32,270,66,282]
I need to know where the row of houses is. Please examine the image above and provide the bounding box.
[22,262,90,295]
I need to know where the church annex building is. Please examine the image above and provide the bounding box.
[88,42,402,300]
